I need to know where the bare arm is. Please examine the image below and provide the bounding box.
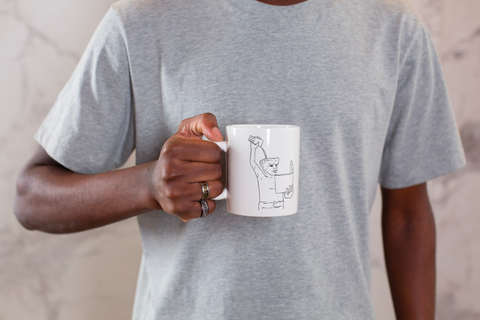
[14,113,225,233]
[14,146,158,233]
[381,182,435,320]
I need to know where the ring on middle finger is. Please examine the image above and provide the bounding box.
[200,181,209,200]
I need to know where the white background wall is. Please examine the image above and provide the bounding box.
[1,0,479,319]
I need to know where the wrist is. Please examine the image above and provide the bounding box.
[141,161,162,211]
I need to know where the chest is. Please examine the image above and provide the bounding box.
[132,11,399,163]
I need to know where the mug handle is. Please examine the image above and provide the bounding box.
[211,141,228,201]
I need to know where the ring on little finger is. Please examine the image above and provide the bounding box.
[199,199,209,218]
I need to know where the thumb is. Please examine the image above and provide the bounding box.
[176,113,223,141]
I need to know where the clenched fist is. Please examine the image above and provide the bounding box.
[150,113,225,222]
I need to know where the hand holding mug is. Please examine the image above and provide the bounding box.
[150,113,224,222]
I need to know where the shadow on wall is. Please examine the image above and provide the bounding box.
[427,122,480,206]
[460,122,480,171]
[437,292,480,320]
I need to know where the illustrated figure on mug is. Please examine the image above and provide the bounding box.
[248,135,294,210]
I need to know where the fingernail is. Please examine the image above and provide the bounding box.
[212,127,222,138]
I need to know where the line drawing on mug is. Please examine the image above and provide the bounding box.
[248,135,294,210]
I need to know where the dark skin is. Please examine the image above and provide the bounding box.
[14,0,435,318]
[381,183,435,320]
[257,0,309,5]
[14,113,226,231]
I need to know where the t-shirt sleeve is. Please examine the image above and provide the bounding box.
[34,7,134,174]
[378,21,466,189]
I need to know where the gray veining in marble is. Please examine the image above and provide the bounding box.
[1,0,479,319]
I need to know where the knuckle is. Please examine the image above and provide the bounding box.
[179,115,195,127]
[216,181,225,192]
[202,112,215,121]
[177,120,190,134]
[163,184,183,200]
[160,165,184,182]
[212,147,222,162]
[205,144,222,162]
[163,185,175,199]
[179,119,188,127]
[213,163,223,178]
[161,142,179,159]
[160,168,174,182]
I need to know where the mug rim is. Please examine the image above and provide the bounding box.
[227,124,299,129]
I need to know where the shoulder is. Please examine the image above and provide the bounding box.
[339,0,425,34]
[358,0,423,19]
[365,0,426,38]
[111,0,203,26]
[109,0,211,46]
[341,0,428,60]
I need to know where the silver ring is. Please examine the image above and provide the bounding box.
[199,199,209,218]
[200,181,209,200]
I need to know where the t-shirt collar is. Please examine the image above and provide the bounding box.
[227,0,322,16]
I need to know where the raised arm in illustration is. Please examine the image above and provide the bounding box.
[249,135,267,177]
[248,135,294,210]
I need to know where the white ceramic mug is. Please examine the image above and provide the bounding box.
[212,125,300,217]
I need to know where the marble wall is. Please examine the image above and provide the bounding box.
[0,0,478,319]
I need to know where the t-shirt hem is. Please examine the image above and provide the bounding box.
[34,129,84,174]
[378,157,466,189]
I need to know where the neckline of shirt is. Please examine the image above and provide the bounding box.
[227,0,325,16]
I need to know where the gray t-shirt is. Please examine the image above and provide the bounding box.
[35,0,466,318]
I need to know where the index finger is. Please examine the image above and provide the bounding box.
[170,136,223,163]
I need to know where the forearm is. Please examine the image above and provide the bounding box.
[14,161,160,233]
[382,206,436,320]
